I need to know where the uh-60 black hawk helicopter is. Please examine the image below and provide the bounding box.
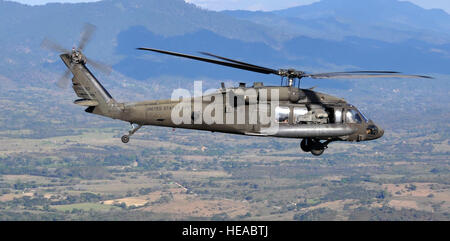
[42,24,431,156]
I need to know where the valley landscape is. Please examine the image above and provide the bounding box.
[0,0,448,221]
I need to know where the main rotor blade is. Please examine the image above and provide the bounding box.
[306,72,433,79]
[198,51,277,73]
[41,38,70,53]
[308,71,400,75]
[78,23,96,51]
[137,47,277,75]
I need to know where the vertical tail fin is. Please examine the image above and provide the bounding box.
[60,54,120,118]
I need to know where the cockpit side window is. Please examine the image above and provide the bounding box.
[275,106,290,123]
[345,109,363,123]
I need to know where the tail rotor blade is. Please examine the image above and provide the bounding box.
[43,23,109,90]
[78,23,96,51]
[41,38,70,53]
[56,70,72,89]
[87,57,112,75]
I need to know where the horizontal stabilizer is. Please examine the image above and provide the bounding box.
[74,99,99,106]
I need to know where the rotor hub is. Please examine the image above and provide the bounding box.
[278,69,306,86]
[71,49,86,64]
[278,69,305,79]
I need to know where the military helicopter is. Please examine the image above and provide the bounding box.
[42,24,431,156]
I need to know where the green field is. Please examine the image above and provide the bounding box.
[51,203,120,212]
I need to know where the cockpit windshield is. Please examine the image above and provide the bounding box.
[345,109,363,123]
[359,110,369,122]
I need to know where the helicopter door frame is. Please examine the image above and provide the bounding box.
[289,106,294,125]
[334,108,344,124]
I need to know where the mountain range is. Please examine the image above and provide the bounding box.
[226,0,450,44]
[0,0,449,87]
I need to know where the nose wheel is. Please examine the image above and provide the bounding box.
[300,139,329,156]
[121,123,142,144]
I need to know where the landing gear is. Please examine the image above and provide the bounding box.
[121,135,130,144]
[311,148,325,156]
[300,139,311,152]
[300,139,329,156]
[121,123,142,144]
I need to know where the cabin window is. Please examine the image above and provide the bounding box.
[275,106,290,123]
[345,109,363,123]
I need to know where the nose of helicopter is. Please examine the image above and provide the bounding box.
[365,122,384,140]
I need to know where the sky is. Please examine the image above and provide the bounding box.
[7,0,450,13]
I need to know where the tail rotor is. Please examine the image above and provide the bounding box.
[41,23,111,89]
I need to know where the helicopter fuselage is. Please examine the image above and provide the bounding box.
[109,84,384,143]
[61,53,383,156]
